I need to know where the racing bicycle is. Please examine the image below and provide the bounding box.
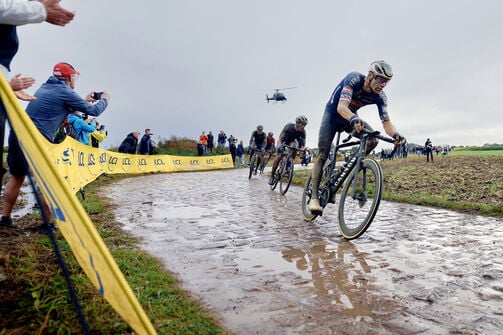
[270,144,303,195]
[249,148,265,179]
[301,129,396,240]
[258,149,273,174]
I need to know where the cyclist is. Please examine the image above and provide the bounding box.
[262,131,275,166]
[249,125,267,174]
[268,116,308,185]
[308,60,406,214]
[265,131,275,153]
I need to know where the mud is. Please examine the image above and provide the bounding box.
[105,168,503,335]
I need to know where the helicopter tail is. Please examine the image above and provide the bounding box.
[266,94,270,103]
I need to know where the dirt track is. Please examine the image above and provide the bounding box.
[106,167,503,335]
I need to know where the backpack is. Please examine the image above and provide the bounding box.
[66,121,80,140]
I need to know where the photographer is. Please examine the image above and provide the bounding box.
[90,120,107,148]
[217,130,227,151]
[67,112,96,146]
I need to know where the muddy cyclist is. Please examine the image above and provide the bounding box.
[268,115,308,185]
[308,60,406,214]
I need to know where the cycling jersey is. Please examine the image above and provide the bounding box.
[279,123,306,148]
[327,72,389,121]
[249,130,266,150]
[265,136,275,150]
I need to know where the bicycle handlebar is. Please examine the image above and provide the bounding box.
[350,129,396,144]
[279,143,305,151]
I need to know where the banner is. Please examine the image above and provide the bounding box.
[52,138,234,192]
[1,75,233,334]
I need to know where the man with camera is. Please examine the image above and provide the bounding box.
[1,62,111,227]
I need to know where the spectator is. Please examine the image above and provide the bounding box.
[228,134,237,164]
[425,138,433,162]
[139,128,154,155]
[0,0,75,193]
[118,131,139,154]
[1,62,110,227]
[199,131,208,156]
[236,140,245,167]
[67,112,96,146]
[207,130,214,153]
[90,121,107,148]
[217,130,227,151]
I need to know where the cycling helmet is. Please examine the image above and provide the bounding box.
[368,60,393,80]
[257,125,263,131]
[295,115,308,126]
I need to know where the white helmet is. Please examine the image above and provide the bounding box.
[295,115,308,126]
[369,60,393,80]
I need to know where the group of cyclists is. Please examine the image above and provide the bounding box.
[248,60,407,217]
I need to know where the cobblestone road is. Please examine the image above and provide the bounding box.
[106,167,503,335]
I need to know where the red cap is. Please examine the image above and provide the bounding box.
[53,62,80,78]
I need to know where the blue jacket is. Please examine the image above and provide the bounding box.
[139,134,152,155]
[26,76,108,142]
[68,113,96,145]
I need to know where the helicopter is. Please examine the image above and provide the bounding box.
[265,87,297,103]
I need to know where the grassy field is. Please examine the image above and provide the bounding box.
[449,150,503,156]
[1,150,502,334]
[293,154,503,217]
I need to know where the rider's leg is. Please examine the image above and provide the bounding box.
[359,121,378,155]
[309,110,339,213]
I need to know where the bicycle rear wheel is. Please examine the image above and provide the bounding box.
[301,173,317,221]
[249,153,256,179]
[279,157,294,195]
[338,159,383,240]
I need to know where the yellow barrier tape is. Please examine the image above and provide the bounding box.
[0,76,156,335]
[51,138,234,192]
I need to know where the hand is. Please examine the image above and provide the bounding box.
[9,74,35,91]
[349,115,363,133]
[101,91,111,102]
[38,0,75,26]
[14,90,36,101]
[393,132,407,146]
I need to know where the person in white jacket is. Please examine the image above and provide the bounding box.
[0,0,74,214]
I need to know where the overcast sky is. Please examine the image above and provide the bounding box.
[9,0,503,149]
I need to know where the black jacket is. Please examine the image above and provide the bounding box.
[118,133,138,154]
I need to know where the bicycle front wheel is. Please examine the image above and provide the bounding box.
[279,157,294,195]
[338,159,383,240]
[249,154,256,179]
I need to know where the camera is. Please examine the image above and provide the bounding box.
[92,91,103,100]
[98,124,105,131]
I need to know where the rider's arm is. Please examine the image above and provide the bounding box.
[382,116,397,137]
[336,100,355,121]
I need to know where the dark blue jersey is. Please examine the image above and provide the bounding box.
[249,130,266,149]
[326,72,389,121]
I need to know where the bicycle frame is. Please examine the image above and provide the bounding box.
[321,130,390,207]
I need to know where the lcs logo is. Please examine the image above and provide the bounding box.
[172,159,181,166]
[190,160,199,165]
[221,157,230,163]
[206,159,215,165]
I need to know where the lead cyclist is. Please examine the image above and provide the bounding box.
[308,60,406,215]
